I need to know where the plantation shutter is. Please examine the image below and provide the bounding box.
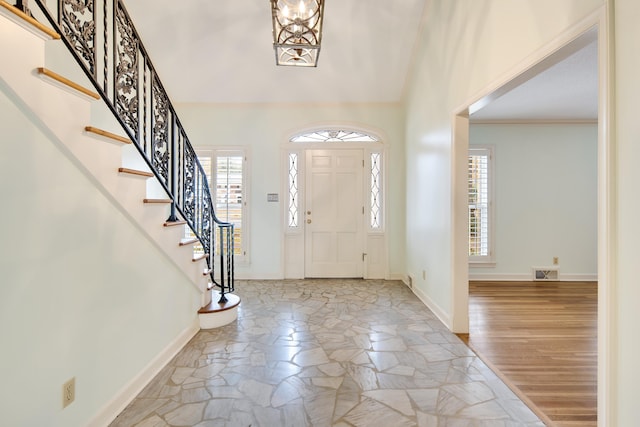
[216,154,244,256]
[468,148,490,258]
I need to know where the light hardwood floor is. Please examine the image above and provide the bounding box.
[458,281,597,427]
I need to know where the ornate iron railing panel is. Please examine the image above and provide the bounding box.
[151,74,169,183]
[113,1,139,139]
[58,0,96,74]
[31,0,234,300]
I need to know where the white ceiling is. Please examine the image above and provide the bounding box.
[124,0,428,104]
[124,1,598,119]
[470,37,598,122]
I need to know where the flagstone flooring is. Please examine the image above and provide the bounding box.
[110,279,543,427]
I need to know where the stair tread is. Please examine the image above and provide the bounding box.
[85,126,131,144]
[179,238,199,246]
[163,220,186,227]
[192,253,209,262]
[37,67,100,100]
[118,167,153,178]
[144,198,172,204]
[198,293,240,314]
[0,1,60,40]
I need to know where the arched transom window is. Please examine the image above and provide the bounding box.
[290,129,379,143]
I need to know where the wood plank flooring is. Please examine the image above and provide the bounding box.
[459,281,597,427]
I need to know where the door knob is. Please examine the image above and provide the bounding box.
[307,211,311,215]
[307,219,312,224]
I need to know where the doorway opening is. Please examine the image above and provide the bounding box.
[452,18,610,427]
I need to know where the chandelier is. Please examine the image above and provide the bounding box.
[270,0,325,67]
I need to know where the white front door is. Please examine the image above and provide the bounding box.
[305,149,364,277]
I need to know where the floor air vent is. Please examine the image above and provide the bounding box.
[532,267,559,281]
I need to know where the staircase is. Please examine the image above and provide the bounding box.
[0,0,239,329]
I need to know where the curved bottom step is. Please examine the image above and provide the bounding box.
[198,291,240,329]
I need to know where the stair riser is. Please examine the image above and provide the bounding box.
[201,289,212,307]
[199,307,238,329]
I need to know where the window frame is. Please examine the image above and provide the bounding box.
[367,149,384,232]
[468,145,495,265]
[287,151,300,229]
[195,147,250,265]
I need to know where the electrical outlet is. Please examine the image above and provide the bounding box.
[62,377,75,408]
[553,257,559,265]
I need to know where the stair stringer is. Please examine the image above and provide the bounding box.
[0,12,210,299]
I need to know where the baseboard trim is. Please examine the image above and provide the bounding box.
[469,272,597,282]
[87,318,200,427]
[235,272,283,280]
[561,273,598,281]
[411,285,451,330]
[240,273,408,281]
[387,273,406,282]
[468,273,530,281]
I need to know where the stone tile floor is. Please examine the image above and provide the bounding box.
[110,279,543,426]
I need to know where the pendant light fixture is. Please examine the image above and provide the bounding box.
[271,0,325,67]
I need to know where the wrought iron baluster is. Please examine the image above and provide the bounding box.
[218,225,227,303]
[102,0,107,91]
[177,131,183,217]
[142,57,147,153]
[227,224,236,292]
[14,0,30,15]
[167,113,177,222]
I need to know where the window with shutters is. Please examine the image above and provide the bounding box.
[468,146,493,263]
[196,148,249,264]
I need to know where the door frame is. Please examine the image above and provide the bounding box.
[282,136,387,279]
[450,7,613,425]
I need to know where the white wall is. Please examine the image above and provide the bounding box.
[0,83,200,426]
[175,103,406,279]
[403,0,640,424]
[469,123,597,280]
[403,0,603,324]
[613,0,640,425]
